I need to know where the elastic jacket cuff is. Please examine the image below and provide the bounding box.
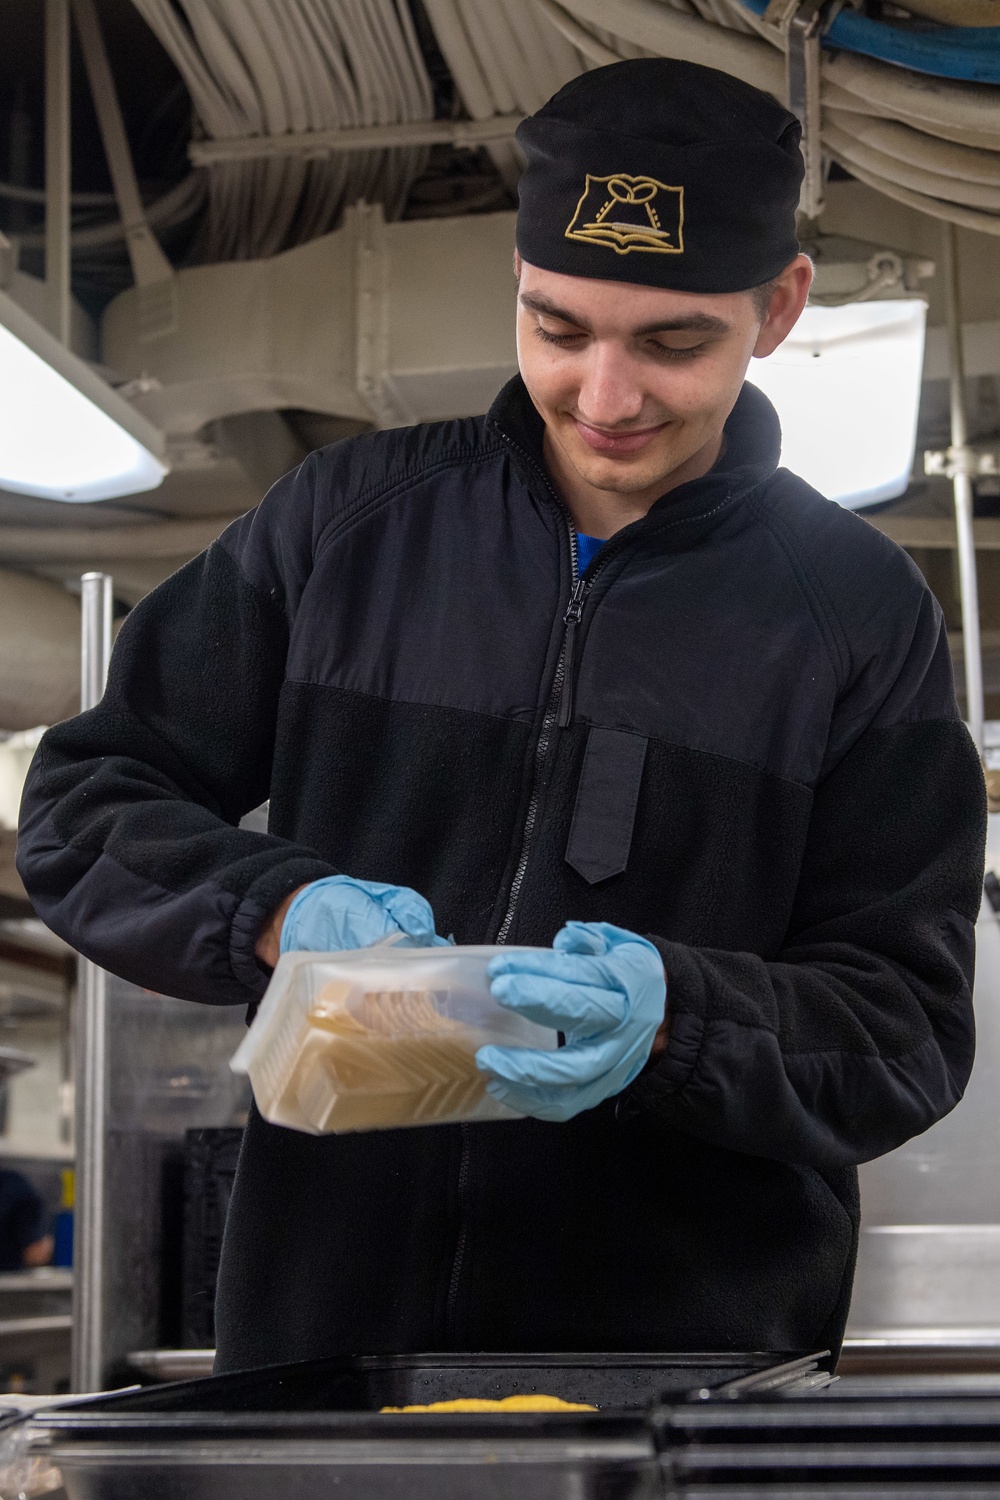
[229,857,337,996]
[624,937,708,1114]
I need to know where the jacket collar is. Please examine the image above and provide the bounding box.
[485,373,781,539]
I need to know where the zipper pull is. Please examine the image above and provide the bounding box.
[557,580,587,729]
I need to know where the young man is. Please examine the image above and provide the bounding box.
[18,60,984,1371]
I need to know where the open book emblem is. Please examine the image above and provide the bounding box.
[564,173,684,256]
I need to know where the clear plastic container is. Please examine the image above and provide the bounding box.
[231,945,557,1134]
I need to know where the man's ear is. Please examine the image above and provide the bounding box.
[753,254,813,359]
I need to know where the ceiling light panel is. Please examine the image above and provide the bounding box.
[748,299,928,511]
[0,288,166,502]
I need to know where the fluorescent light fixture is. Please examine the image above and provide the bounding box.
[0,287,167,502]
[748,299,927,510]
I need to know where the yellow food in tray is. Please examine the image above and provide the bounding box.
[380,1394,598,1413]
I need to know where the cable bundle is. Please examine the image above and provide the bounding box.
[417,0,602,186]
[129,0,434,260]
[538,0,1000,235]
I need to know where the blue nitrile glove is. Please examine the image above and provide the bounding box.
[279,875,450,954]
[476,921,666,1123]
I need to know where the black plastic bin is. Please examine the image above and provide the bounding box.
[19,1350,823,1500]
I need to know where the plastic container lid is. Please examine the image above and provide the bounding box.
[231,945,557,1134]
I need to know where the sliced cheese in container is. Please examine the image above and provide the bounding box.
[231,944,557,1134]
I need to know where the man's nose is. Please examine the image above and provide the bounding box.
[575,343,646,428]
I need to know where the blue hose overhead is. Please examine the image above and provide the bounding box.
[828,13,1000,82]
[737,0,1000,84]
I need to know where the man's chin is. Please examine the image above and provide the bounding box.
[568,448,685,498]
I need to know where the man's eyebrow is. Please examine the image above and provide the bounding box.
[518,291,730,338]
[518,291,592,329]
[633,313,731,337]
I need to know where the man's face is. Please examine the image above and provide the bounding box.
[515,255,810,506]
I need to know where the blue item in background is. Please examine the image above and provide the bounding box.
[734,0,1000,84]
[52,1167,74,1267]
[52,1210,73,1268]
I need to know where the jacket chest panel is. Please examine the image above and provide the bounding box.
[572,542,838,787]
[285,473,564,722]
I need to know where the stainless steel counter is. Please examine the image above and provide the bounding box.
[847,811,1000,1341]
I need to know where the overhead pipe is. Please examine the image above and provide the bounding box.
[823,122,1000,211]
[826,13,1000,85]
[835,159,1000,235]
[738,0,1000,83]
[0,516,238,565]
[0,180,115,206]
[187,113,525,168]
[823,110,1000,187]
[535,0,619,62]
[16,173,206,255]
[550,0,1000,139]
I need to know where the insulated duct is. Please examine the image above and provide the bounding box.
[0,518,233,566]
[101,204,521,435]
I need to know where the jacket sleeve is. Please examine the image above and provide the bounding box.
[16,456,338,1006]
[626,583,986,1171]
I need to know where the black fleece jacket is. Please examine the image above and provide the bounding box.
[17,376,984,1371]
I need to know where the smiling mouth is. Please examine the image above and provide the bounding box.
[571,417,670,456]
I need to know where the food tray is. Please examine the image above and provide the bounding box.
[17,1351,821,1500]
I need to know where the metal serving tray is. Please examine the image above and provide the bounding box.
[655,1377,1000,1494]
[15,1350,822,1500]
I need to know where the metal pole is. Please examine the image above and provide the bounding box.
[45,0,71,346]
[72,572,113,1393]
[942,223,985,757]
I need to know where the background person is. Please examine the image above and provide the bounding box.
[0,1169,53,1272]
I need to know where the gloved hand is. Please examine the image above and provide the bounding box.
[279,875,450,955]
[476,921,666,1122]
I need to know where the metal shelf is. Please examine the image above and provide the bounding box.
[0,1137,74,1162]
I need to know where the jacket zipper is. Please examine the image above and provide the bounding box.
[556,576,587,731]
[495,521,579,945]
[498,508,642,940]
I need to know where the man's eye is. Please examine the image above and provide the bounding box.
[648,340,706,360]
[536,325,585,346]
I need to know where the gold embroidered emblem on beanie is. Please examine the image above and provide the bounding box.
[564,174,684,256]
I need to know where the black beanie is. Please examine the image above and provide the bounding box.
[515,59,803,294]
